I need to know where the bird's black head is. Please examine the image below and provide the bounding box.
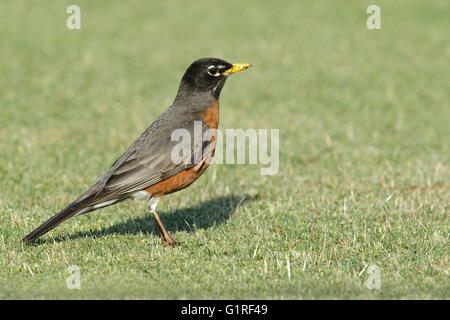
[176,57,251,101]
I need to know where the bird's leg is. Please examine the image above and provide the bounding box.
[148,196,180,246]
[150,210,178,247]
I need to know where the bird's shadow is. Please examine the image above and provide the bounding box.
[35,194,253,245]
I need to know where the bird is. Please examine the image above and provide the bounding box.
[23,57,252,246]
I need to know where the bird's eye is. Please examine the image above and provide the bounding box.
[207,65,220,77]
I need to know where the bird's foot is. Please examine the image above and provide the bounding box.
[161,235,182,247]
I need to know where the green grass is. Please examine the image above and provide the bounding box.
[0,0,449,299]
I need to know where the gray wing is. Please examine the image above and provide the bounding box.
[73,109,212,206]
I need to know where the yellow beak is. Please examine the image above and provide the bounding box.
[222,63,252,76]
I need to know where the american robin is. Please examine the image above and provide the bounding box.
[23,57,251,246]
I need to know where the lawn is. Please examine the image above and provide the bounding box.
[0,0,448,299]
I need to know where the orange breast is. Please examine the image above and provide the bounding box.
[145,101,219,197]
[199,100,219,129]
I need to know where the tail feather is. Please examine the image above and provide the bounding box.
[22,203,90,244]
[22,194,131,244]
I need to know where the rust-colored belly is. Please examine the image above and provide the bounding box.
[145,101,219,197]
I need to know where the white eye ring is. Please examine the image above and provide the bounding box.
[207,65,220,77]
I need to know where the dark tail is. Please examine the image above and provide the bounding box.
[22,202,91,244]
[22,193,130,244]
